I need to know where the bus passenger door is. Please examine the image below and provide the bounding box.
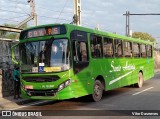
[70,30,91,96]
[73,40,89,73]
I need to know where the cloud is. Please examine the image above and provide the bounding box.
[0,0,160,37]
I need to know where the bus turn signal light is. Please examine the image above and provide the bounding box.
[25,85,33,90]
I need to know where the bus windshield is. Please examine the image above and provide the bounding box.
[19,39,70,73]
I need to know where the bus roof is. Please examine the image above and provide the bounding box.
[22,23,153,45]
[64,24,153,45]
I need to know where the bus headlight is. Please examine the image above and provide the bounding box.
[58,79,71,91]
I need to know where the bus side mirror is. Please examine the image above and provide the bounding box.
[11,44,20,65]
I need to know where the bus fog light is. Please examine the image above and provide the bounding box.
[58,79,71,91]
[58,83,65,91]
[65,79,71,86]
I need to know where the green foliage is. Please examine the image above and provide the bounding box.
[132,32,155,42]
[0,23,28,39]
[5,33,20,39]
[0,30,7,36]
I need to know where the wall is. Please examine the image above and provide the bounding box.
[0,40,18,97]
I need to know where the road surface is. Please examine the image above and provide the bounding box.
[2,72,160,119]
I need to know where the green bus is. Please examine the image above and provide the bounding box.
[12,24,154,101]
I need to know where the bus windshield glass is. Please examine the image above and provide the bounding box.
[19,39,70,73]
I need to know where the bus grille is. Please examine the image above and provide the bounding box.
[26,89,57,96]
[23,76,60,82]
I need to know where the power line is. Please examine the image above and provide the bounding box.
[56,0,69,22]
[38,15,71,22]
[0,18,19,23]
[0,8,29,15]
[6,0,29,5]
[0,15,29,24]
[12,15,28,18]
[36,5,73,14]
[1,0,73,25]
[0,7,30,16]
[2,0,30,15]
[14,1,30,15]
[7,15,29,20]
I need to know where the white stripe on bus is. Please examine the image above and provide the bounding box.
[109,70,134,85]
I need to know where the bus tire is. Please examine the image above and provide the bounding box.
[137,72,144,88]
[92,80,104,102]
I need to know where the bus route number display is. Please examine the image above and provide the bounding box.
[20,25,66,39]
[28,27,60,38]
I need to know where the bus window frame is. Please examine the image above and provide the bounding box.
[70,30,89,74]
[141,44,147,58]
[132,42,141,58]
[123,40,133,58]
[147,45,152,58]
[114,39,123,58]
[90,34,103,59]
[103,37,114,58]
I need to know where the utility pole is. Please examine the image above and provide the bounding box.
[16,0,37,28]
[73,0,81,26]
[124,11,130,36]
[123,11,160,36]
[29,0,38,26]
[0,0,37,32]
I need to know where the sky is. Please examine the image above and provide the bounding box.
[0,0,160,41]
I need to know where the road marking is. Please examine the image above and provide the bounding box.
[10,100,54,110]
[132,87,154,96]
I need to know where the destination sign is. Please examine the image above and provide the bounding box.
[20,25,66,40]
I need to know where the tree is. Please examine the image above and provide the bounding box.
[132,32,155,42]
[0,23,28,39]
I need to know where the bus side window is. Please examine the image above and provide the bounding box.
[133,43,140,57]
[73,41,88,62]
[79,42,88,62]
[147,45,152,58]
[71,30,88,62]
[141,44,147,58]
[115,39,123,57]
[103,37,113,57]
[90,35,103,58]
[123,41,132,57]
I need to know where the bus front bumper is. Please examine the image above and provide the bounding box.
[21,85,75,100]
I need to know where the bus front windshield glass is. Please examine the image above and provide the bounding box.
[20,39,70,73]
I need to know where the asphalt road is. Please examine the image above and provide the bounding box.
[2,72,160,119]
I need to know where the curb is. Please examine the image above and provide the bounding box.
[16,98,38,105]
[0,96,38,110]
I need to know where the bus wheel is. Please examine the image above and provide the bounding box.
[92,80,103,102]
[137,72,144,88]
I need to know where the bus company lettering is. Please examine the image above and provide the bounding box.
[110,61,121,72]
[122,61,135,71]
[110,61,135,72]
